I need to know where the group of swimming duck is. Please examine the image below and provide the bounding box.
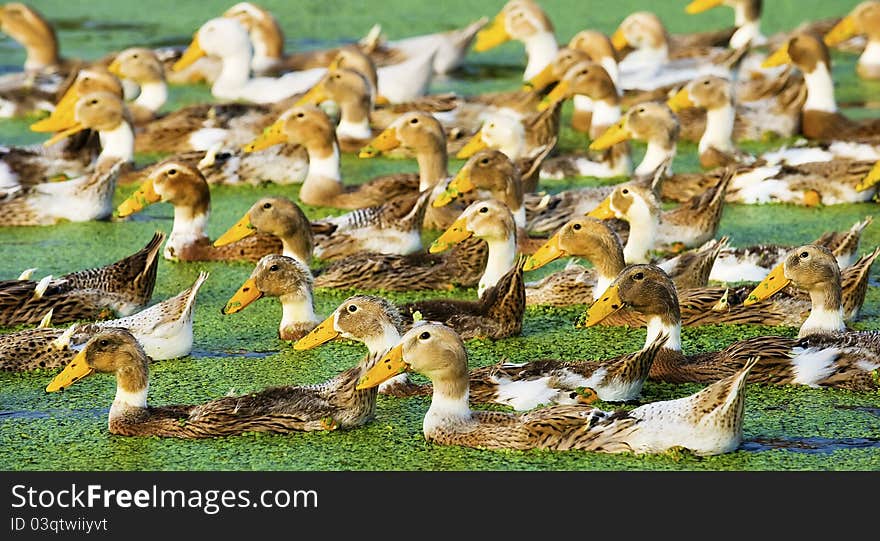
[0,0,879,457]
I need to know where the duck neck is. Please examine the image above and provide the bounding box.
[523,31,559,80]
[591,98,621,131]
[625,45,669,69]
[645,314,682,352]
[279,291,318,335]
[512,205,526,229]
[800,281,845,337]
[635,139,675,177]
[362,322,402,357]
[478,234,517,298]
[280,235,312,267]
[250,30,282,74]
[305,141,342,183]
[730,19,764,49]
[133,81,168,113]
[803,62,837,113]
[337,97,373,141]
[416,140,448,191]
[23,40,58,71]
[98,122,135,163]
[600,57,621,91]
[109,365,149,420]
[859,40,880,70]
[586,244,625,295]
[167,206,209,259]
[214,48,253,99]
[424,375,471,435]
[700,103,736,155]
[621,205,658,264]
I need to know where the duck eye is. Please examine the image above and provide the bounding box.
[89,99,98,105]
[580,70,588,76]
[263,202,272,209]
[269,264,279,271]
[703,80,710,85]
[621,188,629,194]
[480,158,489,165]
[633,272,645,280]
[347,304,358,313]
[800,251,809,259]
[167,168,177,175]
[333,74,341,79]
[573,223,582,231]
[419,331,431,340]
[295,112,304,118]
[410,118,419,124]
[99,339,109,347]
[637,108,645,113]
[133,54,139,59]
[479,207,488,213]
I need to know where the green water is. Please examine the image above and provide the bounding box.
[1,0,879,471]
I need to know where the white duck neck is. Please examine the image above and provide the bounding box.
[166,208,209,259]
[799,283,845,337]
[109,384,148,420]
[635,140,675,176]
[523,31,559,80]
[134,81,168,113]
[620,199,658,264]
[424,386,471,436]
[362,322,402,357]
[306,143,341,182]
[700,103,736,154]
[645,315,682,352]
[98,122,135,163]
[213,48,253,100]
[804,62,837,113]
[860,41,880,68]
[279,291,318,334]
[479,234,517,298]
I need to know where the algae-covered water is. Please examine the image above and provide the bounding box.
[0,0,879,471]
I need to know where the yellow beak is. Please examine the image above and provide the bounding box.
[429,216,472,253]
[222,277,263,314]
[292,314,339,351]
[295,80,331,107]
[761,43,792,68]
[173,33,206,72]
[356,343,408,390]
[214,212,256,247]
[744,262,790,305]
[524,61,558,92]
[358,126,400,158]
[824,15,857,47]
[473,12,510,52]
[856,161,880,192]
[666,87,695,112]
[107,58,123,77]
[580,283,625,327]
[375,94,391,106]
[538,79,570,111]
[243,118,287,153]
[42,123,87,148]
[685,0,723,14]
[589,120,631,151]
[586,196,616,219]
[116,178,161,217]
[31,84,80,133]
[456,129,488,159]
[433,167,476,208]
[610,28,628,51]
[46,349,94,392]
[523,232,565,271]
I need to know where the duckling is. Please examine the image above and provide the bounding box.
[115,161,282,262]
[523,217,727,307]
[222,255,318,341]
[763,32,880,143]
[172,17,326,104]
[293,295,418,396]
[0,2,81,117]
[585,264,880,391]
[473,0,559,81]
[0,271,209,371]
[356,322,757,456]
[0,231,162,327]
[429,199,519,298]
[823,1,880,80]
[245,106,428,209]
[45,328,380,436]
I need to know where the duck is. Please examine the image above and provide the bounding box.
[106,47,168,125]
[356,322,757,456]
[3,89,131,190]
[45,328,380,436]
[534,60,632,180]
[684,0,767,50]
[222,255,319,341]
[212,196,313,266]
[584,264,880,391]
[292,294,418,396]
[523,217,727,307]
[611,11,744,92]
[0,231,163,327]
[428,199,519,298]
[245,106,430,209]
[823,1,880,80]
[0,271,208,371]
[171,17,326,104]
[763,32,880,143]
[115,160,282,262]
[0,2,81,118]
[472,0,559,81]
[561,32,622,133]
